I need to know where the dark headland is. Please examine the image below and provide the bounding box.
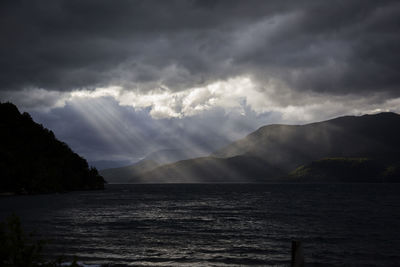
[0,102,105,194]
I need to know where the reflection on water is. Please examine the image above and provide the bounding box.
[0,184,400,266]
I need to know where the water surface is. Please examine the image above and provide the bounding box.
[1,184,399,266]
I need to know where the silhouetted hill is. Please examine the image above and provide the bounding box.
[129,112,400,183]
[0,102,105,194]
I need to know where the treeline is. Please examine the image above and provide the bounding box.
[0,102,105,194]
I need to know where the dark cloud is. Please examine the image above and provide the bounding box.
[1,0,399,96]
[0,0,272,90]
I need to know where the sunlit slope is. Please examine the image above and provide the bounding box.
[130,156,284,183]
[144,149,206,165]
[100,160,159,183]
[100,149,206,183]
[213,112,400,171]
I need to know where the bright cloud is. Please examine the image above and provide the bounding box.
[67,76,266,119]
[3,76,400,124]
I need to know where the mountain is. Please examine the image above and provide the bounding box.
[100,149,205,183]
[100,160,159,183]
[143,149,206,165]
[213,112,400,171]
[127,156,284,183]
[124,112,400,183]
[0,102,105,194]
[89,159,134,170]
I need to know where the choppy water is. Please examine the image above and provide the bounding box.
[1,184,400,266]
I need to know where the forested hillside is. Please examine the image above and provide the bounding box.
[0,102,105,194]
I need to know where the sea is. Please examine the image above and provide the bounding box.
[0,183,399,266]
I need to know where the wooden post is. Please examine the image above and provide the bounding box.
[291,240,305,267]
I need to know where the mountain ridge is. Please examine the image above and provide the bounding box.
[99,148,206,183]
[212,112,400,169]
[101,112,400,183]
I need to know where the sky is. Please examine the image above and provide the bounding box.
[1,0,400,168]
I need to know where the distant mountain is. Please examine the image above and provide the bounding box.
[101,149,206,183]
[0,102,105,194]
[100,160,159,183]
[89,159,133,170]
[128,155,284,183]
[144,149,206,165]
[125,112,400,183]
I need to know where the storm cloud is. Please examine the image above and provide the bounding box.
[1,0,399,95]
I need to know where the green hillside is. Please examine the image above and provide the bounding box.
[288,158,400,182]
